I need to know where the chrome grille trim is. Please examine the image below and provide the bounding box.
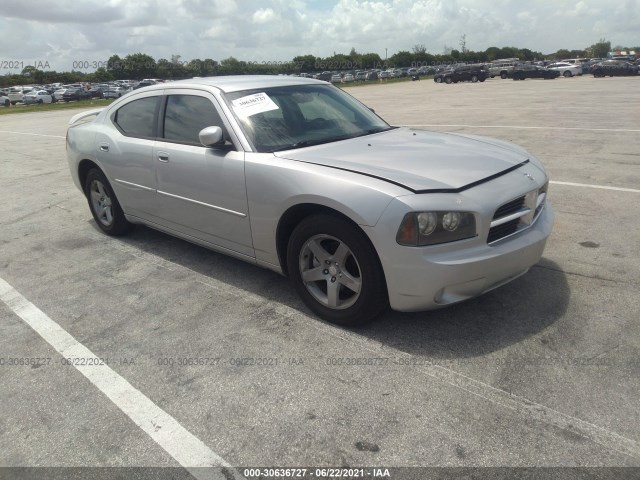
[488,186,546,245]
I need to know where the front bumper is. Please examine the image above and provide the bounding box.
[369,202,554,312]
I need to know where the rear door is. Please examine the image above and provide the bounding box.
[97,92,161,218]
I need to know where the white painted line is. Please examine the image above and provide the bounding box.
[0,130,65,138]
[0,277,244,480]
[550,181,640,193]
[102,234,640,460]
[403,124,640,133]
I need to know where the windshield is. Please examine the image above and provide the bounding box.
[223,84,392,153]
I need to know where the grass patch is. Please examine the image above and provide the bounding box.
[0,98,114,115]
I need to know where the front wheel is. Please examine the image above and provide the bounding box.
[563,71,572,77]
[445,77,452,84]
[435,77,442,83]
[471,75,478,83]
[500,72,508,79]
[84,169,133,236]
[287,215,388,326]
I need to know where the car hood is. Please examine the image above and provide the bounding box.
[273,127,530,192]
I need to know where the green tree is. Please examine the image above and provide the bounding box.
[107,54,124,79]
[292,54,316,72]
[589,38,611,58]
[123,53,156,79]
[388,50,413,67]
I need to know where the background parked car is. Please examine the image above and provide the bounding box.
[88,85,108,98]
[489,59,520,78]
[510,65,560,80]
[434,65,488,84]
[590,60,639,77]
[547,62,582,77]
[103,86,128,99]
[23,90,53,104]
[62,88,91,102]
[1,93,9,107]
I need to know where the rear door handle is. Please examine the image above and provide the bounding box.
[158,152,170,162]
[99,143,109,152]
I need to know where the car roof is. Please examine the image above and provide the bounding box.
[145,75,328,93]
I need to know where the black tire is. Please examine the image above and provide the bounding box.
[500,71,508,79]
[84,168,133,236]
[471,75,478,83]
[445,77,452,84]
[37,99,43,104]
[286,214,388,326]
[11,101,16,105]
[435,77,442,83]
[479,78,486,82]
[563,71,571,77]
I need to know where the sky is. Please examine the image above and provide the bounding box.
[0,0,638,72]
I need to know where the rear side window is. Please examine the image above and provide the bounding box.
[163,95,227,145]
[113,96,159,138]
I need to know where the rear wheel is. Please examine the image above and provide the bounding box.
[563,71,572,77]
[287,214,388,326]
[84,169,133,236]
[435,77,442,83]
[445,77,452,84]
[471,75,478,83]
[500,72,508,79]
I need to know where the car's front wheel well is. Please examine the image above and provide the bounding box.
[78,159,101,195]
[276,204,380,279]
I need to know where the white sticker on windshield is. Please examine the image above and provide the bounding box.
[232,92,279,117]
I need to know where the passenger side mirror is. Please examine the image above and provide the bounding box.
[199,126,224,147]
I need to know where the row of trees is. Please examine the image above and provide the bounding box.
[2,39,636,87]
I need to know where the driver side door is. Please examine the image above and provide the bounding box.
[152,90,254,258]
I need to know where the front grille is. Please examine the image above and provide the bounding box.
[493,196,525,220]
[487,218,520,243]
[488,185,546,245]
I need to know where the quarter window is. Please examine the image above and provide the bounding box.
[163,95,227,145]
[113,96,159,138]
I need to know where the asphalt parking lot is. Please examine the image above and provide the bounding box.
[1,75,639,478]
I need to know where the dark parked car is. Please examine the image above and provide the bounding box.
[88,86,107,98]
[590,60,639,77]
[510,65,560,80]
[434,65,488,84]
[62,88,92,102]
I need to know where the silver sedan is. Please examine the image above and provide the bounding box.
[67,76,553,326]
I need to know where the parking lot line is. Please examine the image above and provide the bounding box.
[0,276,245,480]
[0,130,65,138]
[403,124,640,133]
[550,181,640,193]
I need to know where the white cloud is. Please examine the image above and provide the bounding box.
[0,0,637,73]
[252,8,277,24]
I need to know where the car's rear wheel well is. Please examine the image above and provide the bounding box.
[78,159,101,195]
[276,204,379,278]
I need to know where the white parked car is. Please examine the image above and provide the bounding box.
[342,74,355,83]
[547,62,582,77]
[1,93,10,107]
[23,90,53,104]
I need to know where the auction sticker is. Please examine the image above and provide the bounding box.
[232,92,279,117]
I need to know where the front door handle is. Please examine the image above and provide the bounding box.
[99,143,109,152]
[158,152,170,162]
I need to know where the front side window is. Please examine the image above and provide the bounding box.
[224,84,392,153]
[113,96,159,138]
[163,95,227,145]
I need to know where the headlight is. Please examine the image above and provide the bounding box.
[396,211,477,246]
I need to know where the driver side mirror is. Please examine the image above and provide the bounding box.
[199,126,224,147]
